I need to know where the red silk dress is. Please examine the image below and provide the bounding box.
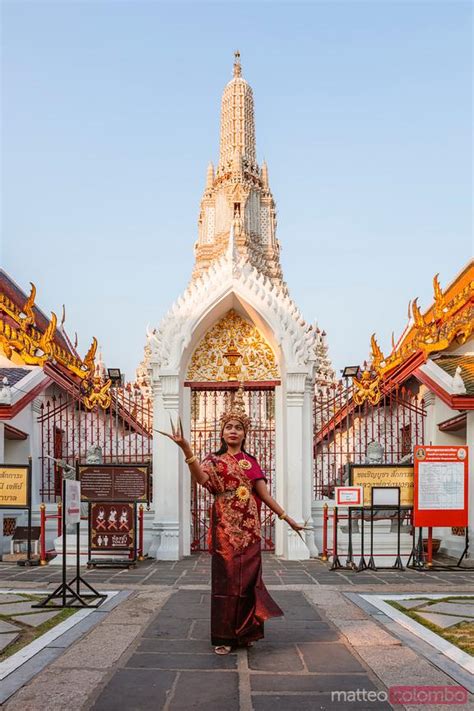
[201,452,283,647]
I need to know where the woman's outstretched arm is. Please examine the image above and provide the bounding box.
[155,426,209,486]
[253,480,303,531]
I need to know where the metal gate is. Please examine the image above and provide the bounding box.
[189,385,276,551]
[39,385,153,502]
[314,380,426,498]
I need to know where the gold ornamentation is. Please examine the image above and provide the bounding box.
[20,283,36,330]
[235,485,251,501]
[0,280,108,410]
[238,458,251,470]
[354,268,473,404]
[353,370,382,406]
[186,309,279,382]
[220,384,251,432]
[82,376,112,410]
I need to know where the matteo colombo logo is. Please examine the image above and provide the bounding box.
[331,686,468,705]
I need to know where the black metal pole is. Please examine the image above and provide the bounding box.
[76,462,80,595]
[62,477,67,606]
[27,458,32,564]
[346,507,353,568]
[393,504,404,569]
[368,505,376,570]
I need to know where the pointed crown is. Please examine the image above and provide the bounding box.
[220,384,251,433]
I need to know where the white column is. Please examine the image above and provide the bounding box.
[303,378,318,556]
[149,372,182,560]
[274,384,285,556]
[467,412,474,551]
[283,370,310,560]
[181,384,191,557]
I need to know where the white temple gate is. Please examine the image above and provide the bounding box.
[142,53,334,560]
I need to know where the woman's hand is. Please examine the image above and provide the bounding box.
[285,516,304,532]
[154,417,191,455]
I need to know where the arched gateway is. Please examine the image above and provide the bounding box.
[141,54,334,560]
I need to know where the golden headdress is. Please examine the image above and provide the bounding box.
[220,384,251,433]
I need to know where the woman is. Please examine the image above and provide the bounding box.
[157,389,303,655]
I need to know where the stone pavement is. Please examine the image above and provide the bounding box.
[1,554,473,710]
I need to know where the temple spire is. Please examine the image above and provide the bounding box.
[219,51,256,167]
[193,53,284,290]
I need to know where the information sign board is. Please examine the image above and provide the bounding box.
[350,465,414,507]
[90,503,135,552]
[0,465,29,508]
[414,445,468,527]
[335,486,363,506]
[79,465,149,502]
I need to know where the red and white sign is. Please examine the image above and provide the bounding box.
[335,486,363,507]
[414,445,468,527]
[65,480,81,525]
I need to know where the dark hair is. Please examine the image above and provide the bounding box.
[214,437,257,460]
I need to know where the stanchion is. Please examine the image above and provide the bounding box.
[57,501,62,537]
[367,506,376,570]
[39,503,47,566]
[426,526,433,568]
[346,507,355,568]
[330,506,343,569]
[321,503,328,561]
[138,504,145,561]
[393,504,404,569]
[357,507,368,571]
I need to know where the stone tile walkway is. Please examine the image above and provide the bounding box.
[90,589,391,711]
[0,553,473,589]
[1,555,473,710]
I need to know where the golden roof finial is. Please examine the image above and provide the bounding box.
[233,50,241,77]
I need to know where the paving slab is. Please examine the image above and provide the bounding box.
[250,673,377,692]
[0,595,27,604]
[415,611,469,629]
[0,620,20,633]
[251,694,392,711]
[91,669,176,711]
[0,601,37,615]
[425,601,474,617]
[168,670,239,710]
[248,642,304,671]
[125,651,237,670]
[396,598,430,610]
[298,641,366,673]
[0,632,19,651]
[11,611,59,628]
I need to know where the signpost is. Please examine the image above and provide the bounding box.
[33,473,106,609]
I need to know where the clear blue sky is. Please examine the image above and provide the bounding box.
[2,1,472,381]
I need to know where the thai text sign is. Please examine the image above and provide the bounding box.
[79,465,148,502]
[414,445,468,527]
[350,465,414,507]
[90,503,134,551]
[0,465,29,508]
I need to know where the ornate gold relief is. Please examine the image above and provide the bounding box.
[186,309,279,382]
[82,376,112,410]
[0,280,107,410]
[353,370,382,406]
[353,269,473,405]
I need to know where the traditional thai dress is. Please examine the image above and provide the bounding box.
[201,451,283,647]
